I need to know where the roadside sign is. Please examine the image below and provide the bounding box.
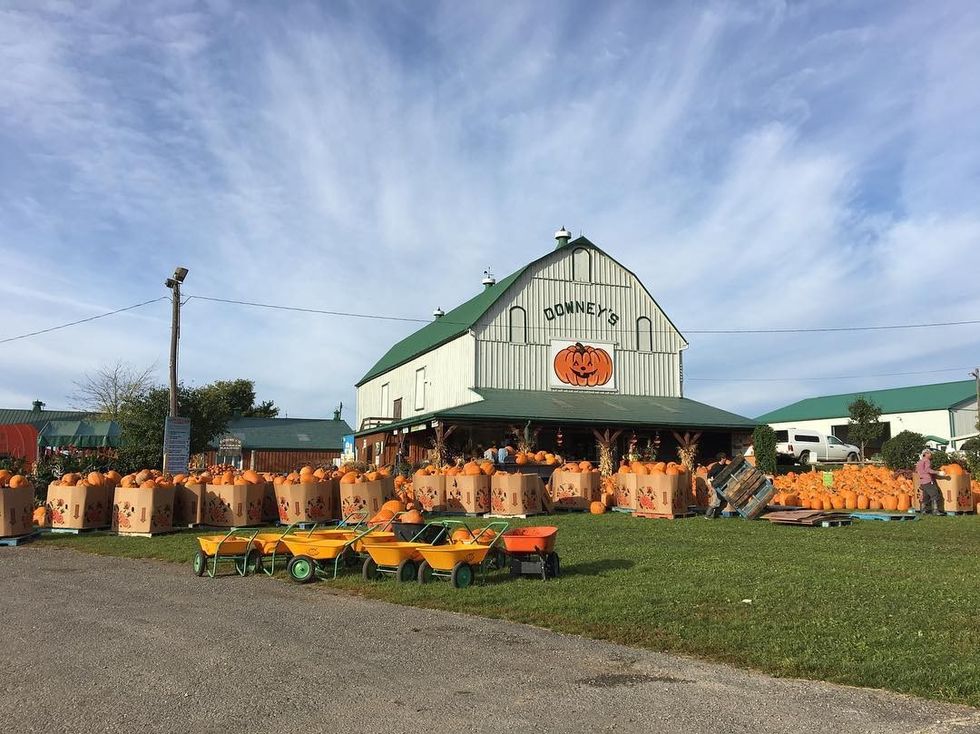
[163,416,191,475]
[218,436,243,455]
[822,471,834,487]
[342,434,355,462]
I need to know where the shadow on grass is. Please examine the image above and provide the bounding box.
[562,559,635,576]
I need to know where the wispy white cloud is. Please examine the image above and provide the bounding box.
[1,0,978,420]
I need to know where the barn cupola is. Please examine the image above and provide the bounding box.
[554,226,571,248]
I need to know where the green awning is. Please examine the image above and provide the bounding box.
[356,388,755,436]
[37,420,121,449]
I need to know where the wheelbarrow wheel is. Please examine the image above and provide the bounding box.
[417,560,433,584]
[288,555,317,584]
[362,557,379,581]
[192,551,207,577]
[396,559,416,583]
[545,552,561,579]
[245,548,261,575]
[493,549,507,571]
[451,561,473,589]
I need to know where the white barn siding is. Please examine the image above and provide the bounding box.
[355,335,478,429]
[951,400,978,438]
[768,410,956,444]
[473,247,685,396]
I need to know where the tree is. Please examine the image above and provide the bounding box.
[881,430,926,470]
[752,425,777,475]
[69,361,155,420]
[847,396,884,460]
[199,379,279,418]
[115,379,282,471]
[961,437,980,477]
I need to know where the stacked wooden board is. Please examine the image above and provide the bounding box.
[764,510,852,527]
[709,457,776,519]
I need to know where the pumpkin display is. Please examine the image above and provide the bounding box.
[553,342,613,387]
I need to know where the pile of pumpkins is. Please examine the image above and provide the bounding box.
[617,460,689,477]
[55,470,122,488]
[415,460,497,477]
[514,450,563,466]
[0,469,31,489]
[771,463,971,511]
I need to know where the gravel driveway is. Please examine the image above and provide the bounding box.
[2,547,977,734]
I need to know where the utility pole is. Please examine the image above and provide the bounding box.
[165,267,189,417]
[972,368,980,432]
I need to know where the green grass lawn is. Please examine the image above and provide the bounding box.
[38,513,980,707]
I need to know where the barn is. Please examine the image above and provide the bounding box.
[354,229,755,467]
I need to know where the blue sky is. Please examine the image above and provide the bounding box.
[1,0,979,422]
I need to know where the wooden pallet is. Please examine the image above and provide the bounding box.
[552,506,588,513]
[484,512,546,519]
[116,528,184,538]
[764,510,852,527]
[850,512,919,522]
[439,511,487,518]
[610,507,634,514]
[46,526,111,535]
[634,512,696,520]
[0,531,40,546]
[712,457,776,519]
[945,511,976,516]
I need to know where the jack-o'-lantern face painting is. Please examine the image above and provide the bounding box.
[553,342,613,387]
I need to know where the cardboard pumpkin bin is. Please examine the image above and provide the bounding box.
[614,473,638,511]
[937,473,974,513]
[112,485,175,536]
[489,473,543,516]
[339,476,395,518]
[46,482,112,531]
[550,469,600,510]
[635,472,690,519]
[1,485,34,538]
[204,482,265,527]
[275,479,338,524]
[446,474,490,514]
[173,481,206,527]
[413,472,447,512]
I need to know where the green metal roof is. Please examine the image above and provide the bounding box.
[356,267,527,386]
[211,417,353,451]
[0,408,90,427]
[356,388,755,435]
[356,236,689,386]
[756,380,977,423]
[37,420,120,448]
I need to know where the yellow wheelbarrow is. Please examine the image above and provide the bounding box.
[279,524,383,583]
[361,522,450,583]
[416,521,509,588]
[249,523,303,576]
[193,528,261,578]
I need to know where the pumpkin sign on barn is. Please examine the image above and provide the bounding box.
[550,340,615,390]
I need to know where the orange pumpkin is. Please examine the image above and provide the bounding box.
[589,500,606,514]
[857,494,870,510]
[462,462,483,476]
[400,509,424,524]
[242,470,261,484]
[553,342,613,387]
[630,461,648,476]
[9,474,29,489]
[381,499,405,515]
[515,453,528,465]
[140,480,156,489]
[579,461,593,471]
[340,471,360,485]
[33,505,49,526]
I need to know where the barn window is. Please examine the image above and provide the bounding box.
[636,316,653,352]
[572,247,591,282]
[414,368,426,411]
[509,306,527,343]
[380,383,389,418]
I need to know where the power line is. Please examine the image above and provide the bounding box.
[184,293,980,336]
[0,297,167,345]
[686,367,973,382]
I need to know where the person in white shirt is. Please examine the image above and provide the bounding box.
[483,445,498,463]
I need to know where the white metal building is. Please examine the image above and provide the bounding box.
[756,381,979,451]
[354,229,755,465]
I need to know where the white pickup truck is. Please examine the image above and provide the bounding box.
[774,428,861,464]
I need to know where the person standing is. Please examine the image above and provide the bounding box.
[483,444,497,463]
[705,452,730,519]
[915,449,945,515]
[497,443,510,465]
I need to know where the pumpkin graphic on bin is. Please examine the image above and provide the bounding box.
[553,342,613,387]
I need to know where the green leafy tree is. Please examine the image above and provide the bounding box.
[847,397,884,460]
[199,379,279,418]
[881,430,926,470]
[752,425,777,475]
[959,437,980,477]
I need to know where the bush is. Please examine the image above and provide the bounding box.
[960,437,980,477]
[927,450,955,468]
[881,431,926,470]
[753,425,777,475]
